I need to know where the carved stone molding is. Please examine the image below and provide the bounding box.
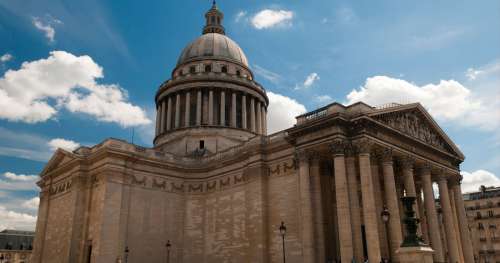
[294,150,309,163]
[152,178,166,190]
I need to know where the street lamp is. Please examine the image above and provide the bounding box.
[166,240,171,263]
[279,221,287,263]
[381,205,391,262]
[124,246,129,263]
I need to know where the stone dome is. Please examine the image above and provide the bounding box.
[176,33,249,67]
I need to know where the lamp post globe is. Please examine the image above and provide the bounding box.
[279,221,286,263]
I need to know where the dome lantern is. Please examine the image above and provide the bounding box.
[203,1,225,35]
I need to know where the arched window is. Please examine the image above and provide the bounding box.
[189,66,196,74]
[205,64,212,72]
[221,65,227,73]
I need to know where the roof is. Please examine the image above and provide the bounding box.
[0,230,34,250]
[176,33,249,67]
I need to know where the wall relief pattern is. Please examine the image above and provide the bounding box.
[268,159,297,177]
[127,172,251,195]
[374,110,451,152]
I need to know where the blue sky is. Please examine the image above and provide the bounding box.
[0,0,499,230]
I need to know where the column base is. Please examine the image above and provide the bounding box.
[396,246,434,263]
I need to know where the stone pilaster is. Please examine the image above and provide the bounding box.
[355,139,382,263]
[231,92,237,127]
[437,174,460,263]
[196,90,202,125]
[381,148,403,262]
[166,96,172,131]
[261,105,266,135]
[371,153,388,258]
[451,176,475,263]
[155,104,160,136]
[220,90,225,126]
[310,153,325,262]
[330,139,354,262]
[241,94,247,129]
[296,150,315,263]
[345,144,364,263]
[184,91,190,127]
[208,90,214,125]
[420,164,444,262]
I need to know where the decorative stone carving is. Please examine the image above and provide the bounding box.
[399,155,415,170]
[234,174,246,184]
[380,148,393,163]
[352,138,373,154]
[171,182,184,192]
[329,139,348,155]
[188,183,203,193]
[206,181,217,191]
[131,175,147,186]
[220,177,231,187]
[283,160,296,172]
[374,110,448,151]
[152,178,166,190]
[418,162,432,174]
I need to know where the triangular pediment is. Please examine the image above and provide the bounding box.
[369,103,464,159]
[39,149,78,178]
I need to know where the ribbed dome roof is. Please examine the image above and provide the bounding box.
[177,33,249,67]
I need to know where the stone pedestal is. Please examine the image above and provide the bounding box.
[396,246,434,263]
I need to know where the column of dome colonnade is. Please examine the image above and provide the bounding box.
[154,88,267,137]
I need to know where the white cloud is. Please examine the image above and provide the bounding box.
[267,91,306,133]
[346,75,500,131]
[32,16,61,43]
[22,197,40,210]
[48,138,80,152]
[315,95,333,104]
[1,53,13,63]
[465,60,500,81]
[409,28,465,50]
[295,72,320,90]
[335,7,357,25]
[0,205,37,231]
[461,170,500,194]
[3,172,37,181]
[0,172,38,191]
[253,64,282,84]
[303,73,320,88]
[251,9,294,29]
[0,50,151,126]
[235,11,247,22]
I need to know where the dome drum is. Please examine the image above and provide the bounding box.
[154,2,269,155]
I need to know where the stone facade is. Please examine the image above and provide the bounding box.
[464,186,500,263]
[31,3,474,263]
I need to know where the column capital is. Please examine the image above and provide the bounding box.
[448,174,463,186]
[329,139,348,155]
[418,162,433,175]
[295,149,310,163]
[379,147,393,164]
[435,172,449,183]
[399,155,415,169]
[352,138,373,154]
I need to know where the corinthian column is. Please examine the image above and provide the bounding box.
[437,174,460,263]
[256,101,262,134]
[420,164,444,262]
[220,90,226,126]
[250,97,256,133]
[380,148,403,261]
[355,139,381,263]
[345,144,364,263]
[231,92,237,127]
[196,90,202,125]
[261,105,266,135]
[401,156,422,236]
[242,94,247,129]
[174,93,180,128]
[297,151,315,263]
[208,90,214,125]
[330,140,354,262]
[166,96,172,131]
[184,91,190,127]
[451,176,475,263]
[160,100,166,133]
